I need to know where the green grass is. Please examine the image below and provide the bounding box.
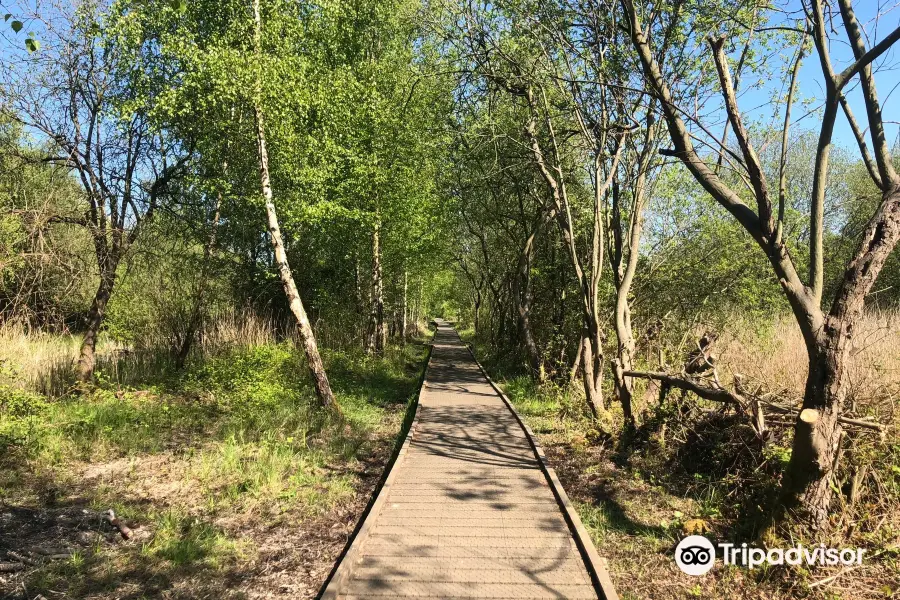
[1,341,427,505]
[145,510,243,567]
[0,335,430,598]
[21,506,245,598]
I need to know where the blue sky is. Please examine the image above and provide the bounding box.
[733,0,900,153]
[2,0,898,156]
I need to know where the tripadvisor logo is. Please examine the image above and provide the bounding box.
[675,535,716,575]
[675,535,865,576]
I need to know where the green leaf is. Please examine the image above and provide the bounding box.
[170,0,187,13]
[11,19,23,33]
[4,14,11,21]
[25,38,39,53]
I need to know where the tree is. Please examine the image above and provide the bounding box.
[622,0,900,527]
[436,1,611,415]
[1,2,189,381]
[251,0,336,409]
[434,0,669,426]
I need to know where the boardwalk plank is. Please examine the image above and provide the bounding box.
[322,322,613,600]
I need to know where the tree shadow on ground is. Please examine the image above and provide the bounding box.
[615,404,783,542]
[589,479,670,539]
[0,482,246,600]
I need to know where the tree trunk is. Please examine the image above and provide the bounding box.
[611,309,636,429]
[366,220,386,355]
[553,243,567,374]
[473,291,481,333]
[610,169,650,431]
[253,104,336,410]
[177,189,222,369]
[581,331,604,418]
[488,283,503,350]
[568,339,583,387]
[401,269,408,343]
[783,326,848,526]
[514,237,543,377]
[784,186,900,526]
[781,190,897,527]
[417,279,423,331]
[354,253,365,341]
[77,261,118,382]
[516,286,542,377]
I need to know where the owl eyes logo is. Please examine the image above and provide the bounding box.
[675,535,716,575]
[679,546,711,565]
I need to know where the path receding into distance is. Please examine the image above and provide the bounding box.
[321,321,617,600]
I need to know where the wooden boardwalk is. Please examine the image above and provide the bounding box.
[321,322,617,600]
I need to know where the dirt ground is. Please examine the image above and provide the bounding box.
[0,441,395,600]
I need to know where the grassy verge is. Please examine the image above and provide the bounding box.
[461,323,900,600]
[0,334,431,599]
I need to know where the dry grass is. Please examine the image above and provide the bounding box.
[716,309,900,418]
[477,309,900,600]
[0,309,280,397]
[192,309,280,353]
[0,322,107,394]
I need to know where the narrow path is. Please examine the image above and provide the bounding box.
[322,322,616,600]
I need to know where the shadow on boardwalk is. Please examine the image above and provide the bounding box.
[320,324,608,600]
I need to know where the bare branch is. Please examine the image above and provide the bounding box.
[836,0,899,186]
[835,22,900,93]
[709,36,773,233]
[777,33,807,245]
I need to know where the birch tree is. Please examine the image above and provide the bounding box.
[252,0,336,409]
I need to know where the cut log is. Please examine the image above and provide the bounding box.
[800,408,819,424]
[105,509,132,540]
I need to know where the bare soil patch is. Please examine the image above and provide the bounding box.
[0,430,397,600]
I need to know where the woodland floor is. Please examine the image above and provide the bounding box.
[497,376,900,600]
[0,339,429,600]
[0,457,378,599]
[2,323,898,600]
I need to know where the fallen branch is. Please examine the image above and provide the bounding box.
[624,370,886,436]
[6,551,35,566]
[759,401,885,435]
[0,562,26,573]
[808,564,862,588]
[45,553,74,560]
[31,547,73,556]
[105,509,132,540]
[623,370,745,406]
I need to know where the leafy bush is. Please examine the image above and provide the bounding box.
[0,359,51,455]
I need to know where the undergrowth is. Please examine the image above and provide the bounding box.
[462,314,900,600]
[0,328,431,599]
